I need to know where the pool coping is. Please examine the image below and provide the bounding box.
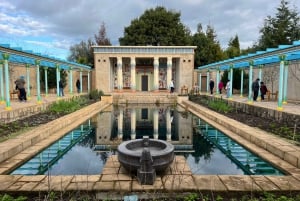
[0,100,299,197]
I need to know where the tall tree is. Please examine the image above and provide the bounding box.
[119,6,191,45]
[68,39,95,67]
[95,22,111,45]
[193,23,223,67]
[224,35,240,59]
[258,0,300,49]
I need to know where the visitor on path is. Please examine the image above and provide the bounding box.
[14,76,27,101]
[218,81,223,94]
[225,80,230,98]
[169,79,175,93]
[193,82,199,94]
[252,78,260,101]
[260,81,268,101]
[209,79,214,95]
[59,80,65,97]
[76,79,80,93]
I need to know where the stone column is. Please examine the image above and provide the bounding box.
[283,61,289,104]
[68,67,73,94]
[229,65,233,99]
[277,55,286,111]
[79,69,83,93]
[118,108,123,139]
[0,61,4,104]
[117,57,123,91]
[258,65,263,100]
[26,64,31,100]
[248,61,254,103]
[87,70,91,93]
[198,73,202,94]
[166,108,171,141]
[240,69,244,97]
[153,108,159,139]
[216,68,220,95]
[44,67,49,96]
[167,57,172,90]
[130,57,136,91]
[36,60,42,104]
[153,57,159,91]
[131,108,136,140]
[3,53,11,110]
[206,70,210,95]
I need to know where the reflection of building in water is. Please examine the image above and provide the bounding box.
[94,105,192,148]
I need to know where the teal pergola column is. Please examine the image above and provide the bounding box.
[0,60,4,104]
[206,70,210,95]
[283,61,289,104]
[35,60,42,104]
[3,53,11,110]
[68,67,73,94]
[258,65,263,101]
[79,69,83,93]
[277,55,286,111]
[229,65,233,99]
[87,70,90,93]
[26,64,31,100]
[216,67,220,96]
[240,69,244,97]
[198,73,202,94]
[56,64,61,98]
[44,67,48,96]
[248,61,254,104]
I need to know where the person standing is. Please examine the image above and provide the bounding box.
[76,79,80,93]
[59,80,64,96]
[209,79,214,94]
[15,76,27,101]
[260,81,268,101]
[169,79,175,93]
[218,81,223,94]
[225,80,231,98]
[252,78,260,101]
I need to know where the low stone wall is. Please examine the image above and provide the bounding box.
[181,100,300,168]
[113,93,177,105]
[197,95,300,126]
[0,101,110,164]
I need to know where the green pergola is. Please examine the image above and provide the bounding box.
[0,44,92,110]
[197,40,300,111]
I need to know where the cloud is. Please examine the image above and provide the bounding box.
[0,0,299,59]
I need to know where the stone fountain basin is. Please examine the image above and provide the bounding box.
[117,138,174,173]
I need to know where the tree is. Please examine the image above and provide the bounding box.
[119,6,191,46]
[224,35,240,59]
[257,0,300,50]
[192,24,223,67]
[68,22,111,68]
[95,22,111,45]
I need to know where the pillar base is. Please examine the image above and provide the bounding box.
[277,107,284,111]
[5,106,12,111]
[247,100,253,104]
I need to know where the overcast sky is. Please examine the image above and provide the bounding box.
[0,0,298,60]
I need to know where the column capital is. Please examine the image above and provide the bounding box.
[117,57,122,65]
[258,64,264,68]
[0,60,3,65]
[248,60,254,66]
[154,57,159,67]
[35,60,40,65]
[229,64,234,69]
[284,60,289,65]
[69,66,73,70]
[130,57,136,66]
[279,54,286,61]
[43,67,48,70]
[26,64,30,68]
[2,53,9,60]
[55,64,60,69]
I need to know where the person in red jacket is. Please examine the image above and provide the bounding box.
[260,81,268,101]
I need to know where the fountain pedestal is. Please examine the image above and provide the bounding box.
[117,136,174,185]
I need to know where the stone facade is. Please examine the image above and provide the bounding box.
[93,46,196,94]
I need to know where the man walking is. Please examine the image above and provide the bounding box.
[252,78,260,101]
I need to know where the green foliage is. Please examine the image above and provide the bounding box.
[208,99,233,113]
[40,68,67,90]
[183,193,198,201]
[0,194,27,201]
[192,24,224,67]
[48,97,88,114]
[257,0,300,50]
[89,89,104,101]
[68,38,95,68]
[119,6,191,46]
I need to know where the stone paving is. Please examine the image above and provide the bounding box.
[0,93,299,199]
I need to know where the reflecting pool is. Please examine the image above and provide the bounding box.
[11,104,284,176]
